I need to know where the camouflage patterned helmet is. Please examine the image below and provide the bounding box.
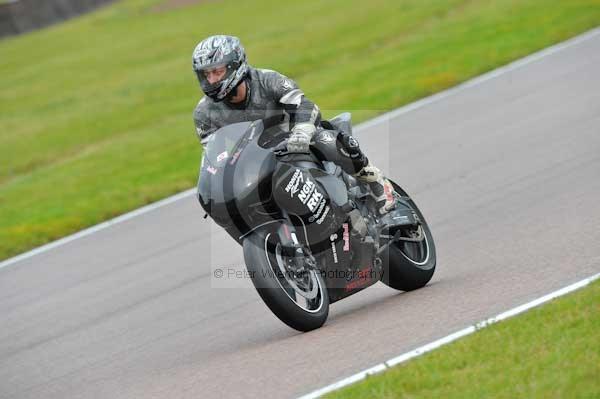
[192,35,248,102]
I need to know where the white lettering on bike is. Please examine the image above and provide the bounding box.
[316,206,330,225]
[330,241,338,264]
[306,191,323,212]
[297,178,316,205]
[285,169,303,197]
[314,198,327,218]
[289,173,328,217]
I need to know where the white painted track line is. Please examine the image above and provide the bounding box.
[298,272,600,399]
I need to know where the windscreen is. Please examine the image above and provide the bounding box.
[203,121,254,166]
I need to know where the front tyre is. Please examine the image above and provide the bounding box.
[243,227,329,332]
[381,182,436,291]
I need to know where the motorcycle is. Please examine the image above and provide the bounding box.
[198,113,436,331]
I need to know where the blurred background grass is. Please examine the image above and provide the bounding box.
[1,0,600,260]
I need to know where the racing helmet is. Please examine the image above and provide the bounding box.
[192,35,248,102]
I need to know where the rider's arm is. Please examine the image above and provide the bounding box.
[264,70,320,152]
[264,70,321,130]
[281,92,321,131]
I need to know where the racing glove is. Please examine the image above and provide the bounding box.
[287,123,316,153]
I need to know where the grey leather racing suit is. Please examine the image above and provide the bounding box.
[193,66,368,175]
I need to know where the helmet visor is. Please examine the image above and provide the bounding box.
[196,62,238,95]
[197,63,226,83]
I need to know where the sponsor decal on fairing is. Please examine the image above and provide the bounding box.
[329,233,338,264]
[297,177,316,205]
[206,166,218,175]
[305,189,323,212]
[216,151,228,163]
[342,223,350,251]
[229,150,241,165]
[285,169,303,197]
[316,206,330,225]
[286,169,330,223]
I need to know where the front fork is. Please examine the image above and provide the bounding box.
[276,211,317,274]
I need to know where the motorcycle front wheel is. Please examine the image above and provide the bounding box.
[243,225,329,331]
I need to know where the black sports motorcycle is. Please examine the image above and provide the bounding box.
[198,113,436,331]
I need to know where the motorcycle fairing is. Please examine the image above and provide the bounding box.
[198,120,280,242]
[324,222,380,303]
[272,162,347,249]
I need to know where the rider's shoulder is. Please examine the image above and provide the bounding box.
[252,67,297,95]
[253,67,280,76]
[252,67,287,83]
[194,96,216,118]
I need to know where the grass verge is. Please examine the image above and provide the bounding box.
[326,278,600,399]
[1,0,600,260]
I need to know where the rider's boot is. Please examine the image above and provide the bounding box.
[353,159,397,215]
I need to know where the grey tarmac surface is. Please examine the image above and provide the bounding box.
[1,32,600,399]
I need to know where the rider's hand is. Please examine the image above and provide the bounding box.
[287,123,316,153]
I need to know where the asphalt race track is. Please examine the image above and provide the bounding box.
[1,31,599,399]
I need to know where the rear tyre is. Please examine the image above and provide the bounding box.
[243,226,329,331]
[381,182,436,291]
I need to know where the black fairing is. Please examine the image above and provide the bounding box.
[324,225,380,303]
[271,162,348,251]
[198,121,281,242]
[199,120,352,246]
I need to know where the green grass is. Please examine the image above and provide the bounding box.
[326,279,600,399]
[2,0,600,260]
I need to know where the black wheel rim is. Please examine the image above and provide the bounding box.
[264,233,326,313]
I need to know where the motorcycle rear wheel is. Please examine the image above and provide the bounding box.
[380,182,436,291]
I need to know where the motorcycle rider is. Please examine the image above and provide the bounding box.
[192,35,397,215]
